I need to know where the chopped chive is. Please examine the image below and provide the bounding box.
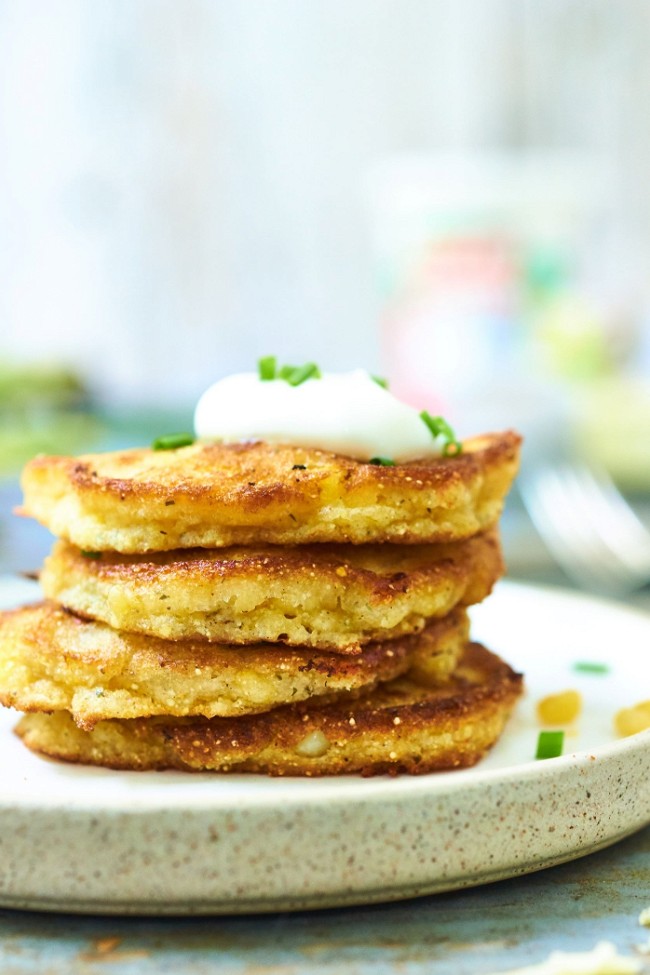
[278,364,298,380]
[292,464,307,470]
[419,411,462,455]
[369,457,396,466]
[258,355,277,381]
[371,375,389,389]
[442,440,463,457]
[265,359,323,385]
[420,411,452,440]
[573,661,610,675]
[152,432,195,451]
[81,550,102,559]
[286,362,321,386]
[535,730,565,760]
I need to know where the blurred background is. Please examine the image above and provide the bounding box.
[1,0,650,602]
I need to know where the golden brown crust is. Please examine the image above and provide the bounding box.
[0,603,468,729]
[20,431,522,552]
[40,530,503,650]
[14,643,523,775]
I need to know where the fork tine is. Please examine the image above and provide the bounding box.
[567,467,650,572]
[519,465,650,595]
[519,472,609,590]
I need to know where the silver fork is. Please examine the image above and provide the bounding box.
[518,463,650,596]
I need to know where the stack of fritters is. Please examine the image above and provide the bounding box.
[0,430,523,775]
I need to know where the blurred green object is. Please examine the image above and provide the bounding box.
[573,377,650,492]
[525,247,613,382]
[0,362,86,407]
[0,360,105,475]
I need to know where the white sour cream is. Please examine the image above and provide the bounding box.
[194,369,444,462]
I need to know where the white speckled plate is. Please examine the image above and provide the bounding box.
[0,577,648,915]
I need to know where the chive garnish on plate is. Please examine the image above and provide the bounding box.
[369,457,396,466]
[80,550,102,559]
[371,375,389,389]
[573,661,610,675]
[535,730,565,760]
[152,433,195,451]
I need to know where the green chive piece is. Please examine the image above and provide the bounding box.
[152,432,195,451]
[81,550,102,559]
[258,355,277,381]
[271,360,322,384]
[420,411,452,440]
[573,661,610,675]
[535,730,565,760]
[286,362,321,386]
[371,375,389,390]
[442,440,463,457]
[419,410,462,455]
[369,457,396,466]
[278,364,298,380]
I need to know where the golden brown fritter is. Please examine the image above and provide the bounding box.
[19,431,521,552]
[40,530,502,651]
[0,603,468,730]
[14,642,523,775]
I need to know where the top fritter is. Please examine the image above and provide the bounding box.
[19,430,521,553]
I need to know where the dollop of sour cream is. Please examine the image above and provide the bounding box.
[194,369,444,462]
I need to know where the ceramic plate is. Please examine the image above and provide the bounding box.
[0,577,648,915]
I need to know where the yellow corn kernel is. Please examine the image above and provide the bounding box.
[614,700,650,737]
[295,730,330,758]
[536,689,582,726]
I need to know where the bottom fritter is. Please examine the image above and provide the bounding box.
[15,643,523,776]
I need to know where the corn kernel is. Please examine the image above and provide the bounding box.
[614,700,650,737]
[295,730,330,758]
[536,689,582,726]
